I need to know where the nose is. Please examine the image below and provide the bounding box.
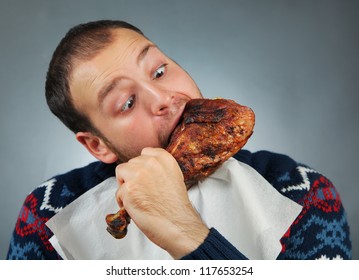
[142,83,173,116]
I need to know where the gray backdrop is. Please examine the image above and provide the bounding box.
[1,0,358,259]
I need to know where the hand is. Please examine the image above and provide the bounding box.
[115,147,209,259]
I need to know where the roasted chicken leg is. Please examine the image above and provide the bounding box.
[106,98,255,239]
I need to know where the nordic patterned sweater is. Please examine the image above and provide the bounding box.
[7,150,352,260]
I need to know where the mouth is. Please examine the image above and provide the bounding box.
[166,104,187,146]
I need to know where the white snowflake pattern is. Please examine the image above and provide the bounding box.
[280,166,318,193]
[316,254,344,260]
[36,178,63,214]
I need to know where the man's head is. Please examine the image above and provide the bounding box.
[46,20,202,163]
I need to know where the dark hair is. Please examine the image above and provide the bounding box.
[45,20,144,134]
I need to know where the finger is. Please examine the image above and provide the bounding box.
[115,163,125,183]
[141,147,176,166]
[115,184,124,208]
[126,152,164,173]
[141,147,166,156]
[115,161,139,183]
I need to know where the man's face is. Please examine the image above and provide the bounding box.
[70,28,202,162]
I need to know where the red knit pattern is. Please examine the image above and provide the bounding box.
[15,194,54,251]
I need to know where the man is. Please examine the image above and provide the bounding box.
[7,20,351,260]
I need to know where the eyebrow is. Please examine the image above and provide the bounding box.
[97,43,157,108]
[97,77,121,109]
[137,43,156,64]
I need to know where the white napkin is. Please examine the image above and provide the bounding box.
[46,158,302,259]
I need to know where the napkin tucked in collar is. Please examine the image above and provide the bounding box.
[46,158,302,260]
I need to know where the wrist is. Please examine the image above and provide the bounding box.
[170,228,210,259]
[166,217,210,259]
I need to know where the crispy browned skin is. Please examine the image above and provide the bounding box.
[106,98,255,239]
[167,98,255,188]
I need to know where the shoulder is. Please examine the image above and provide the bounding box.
[7,161,116,259]
[234,149,321,203]
[235,150,352,259]
[29,161,116,220]
[234,149,345,211]
[234,149,298,177]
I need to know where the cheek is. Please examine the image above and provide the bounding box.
[171,68,202,98]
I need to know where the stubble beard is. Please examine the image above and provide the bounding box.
[97,116,175,164]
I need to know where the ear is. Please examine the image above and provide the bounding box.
[76,132,118,164]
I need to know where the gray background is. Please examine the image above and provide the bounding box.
[1,0,358,260]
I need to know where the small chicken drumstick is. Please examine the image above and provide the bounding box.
[105,98,255,239]
[105,208,131,239]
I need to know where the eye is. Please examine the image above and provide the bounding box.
[152,64,166,79]
[121,95,136,112]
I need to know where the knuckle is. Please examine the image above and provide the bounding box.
[146,156,159,166]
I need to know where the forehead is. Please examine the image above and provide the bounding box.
[73,27,152,73]
[105,28,150,57]
[74,28,150,74]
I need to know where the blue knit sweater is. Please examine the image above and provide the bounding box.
[6,150,352,260]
